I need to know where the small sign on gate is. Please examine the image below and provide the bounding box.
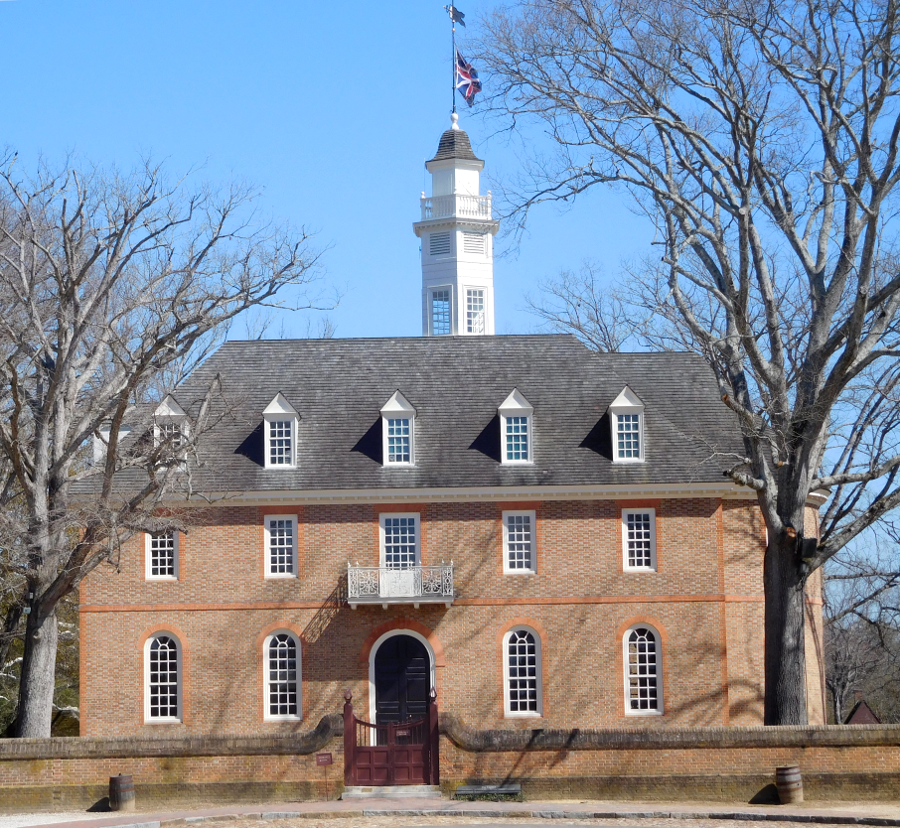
[316,752,333,766]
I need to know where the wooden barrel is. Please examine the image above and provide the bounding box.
[775,765,803,804]
[109,774,135,812]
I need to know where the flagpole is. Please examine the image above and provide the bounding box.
[451,15,457,116]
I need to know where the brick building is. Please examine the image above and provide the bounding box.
[79,120,826,744]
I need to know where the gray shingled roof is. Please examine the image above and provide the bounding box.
[429,129,482,164]
[130,335,743,494]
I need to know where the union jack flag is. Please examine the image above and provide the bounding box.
[456,49,482,107]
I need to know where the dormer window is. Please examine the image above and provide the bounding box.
[381,391,416,466]
[499,389,533,464]
[263,393,299,469]
[154,396,188,452]
[610,386,645,462]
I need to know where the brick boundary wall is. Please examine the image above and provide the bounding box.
[1,720,898,812]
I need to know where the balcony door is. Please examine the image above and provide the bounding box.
[374,634,430,724]
[381,514,419,598]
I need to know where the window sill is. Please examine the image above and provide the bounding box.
[623,567,657,574]
[504,712,544,719]
[264,715,303,722]
[613,457,645,464]
[625,709,664,717]
[144,718,183,724]
[146,576,178,582]
[504,569,537,576]
[265,573,298,580]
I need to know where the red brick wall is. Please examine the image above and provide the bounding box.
[80,496,825,736]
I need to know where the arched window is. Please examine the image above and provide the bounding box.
[624,626,662,714]
[265,632,301,719]
[145,634,181,722]
[503,627,542,716]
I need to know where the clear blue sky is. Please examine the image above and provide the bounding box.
[3,0,651,339]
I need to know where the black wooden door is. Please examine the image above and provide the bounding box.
[375,635,429,723]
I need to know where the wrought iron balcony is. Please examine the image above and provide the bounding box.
[420,193,492,221]
[346,562,454,609]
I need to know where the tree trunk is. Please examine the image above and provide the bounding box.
[763,533,809,725]
[15,604,59,738]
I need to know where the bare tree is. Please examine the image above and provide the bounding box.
[476,0,900,723]
[0,154,328,737]
[824,541,900,723]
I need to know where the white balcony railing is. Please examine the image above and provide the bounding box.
[346,563,454,608]
[420,193,492,221]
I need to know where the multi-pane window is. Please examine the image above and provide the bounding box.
[466,289,485,334]
[147,635,180,720]
[431,289,451,335]
[387,418,412,464]
[266,516,297,577]
[505,416,530,461]
[159,420,184,449]
[623,510,656,570]
[268,419,293,466]
[266,633,300,719]
[147,531,177,579]
[616,413,642,459]
[382,515,418,569]
[503,511,535,573]
[626,627,661,713]
[505,628,541,715]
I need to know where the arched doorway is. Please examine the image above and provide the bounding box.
[372,633,431,724]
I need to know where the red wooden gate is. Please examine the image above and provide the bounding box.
[343,688,439,786]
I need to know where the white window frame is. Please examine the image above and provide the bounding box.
[429,286,453,336]
[145,531,179,580]
[153,396,189,456]
[379,513,421,568]
[622,508,657,572]
[623,624,663,716]
[263,393,299,470]
[265,514,298,578]
[503,626,543,717]
[465,287,486,334]
[264,631,302,721]
[609,386,645,463]
[380,391,416,467]
[499,389,534,465]
[503,510,536,574]
[144,632,183,723]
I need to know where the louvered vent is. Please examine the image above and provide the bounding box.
[429,232,452,256]
[463,232,486,255]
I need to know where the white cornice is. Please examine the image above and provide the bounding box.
[161,480,764,507]
[412,218,500,237]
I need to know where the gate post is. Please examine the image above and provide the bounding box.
[427,686,439,784]
[343,689,355,786]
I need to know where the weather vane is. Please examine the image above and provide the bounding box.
[443,4,482,115]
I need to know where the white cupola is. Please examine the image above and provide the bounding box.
[413,113,500,336]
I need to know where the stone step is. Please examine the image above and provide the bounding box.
[342,784,441,800]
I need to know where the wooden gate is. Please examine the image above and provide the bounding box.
[343,688,439,786]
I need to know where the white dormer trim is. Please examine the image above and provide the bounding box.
[499,389,533,465]
[93,424,133,466]
[610,386,645,463]
[381,391,416,467]
[153,395,188,449]
[263,392,298,469]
